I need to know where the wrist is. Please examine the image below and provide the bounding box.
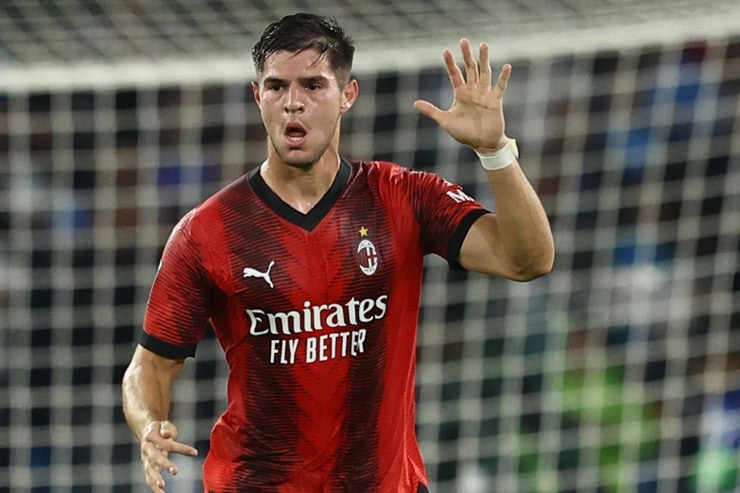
[475,138,519,171]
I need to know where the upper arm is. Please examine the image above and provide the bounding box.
[143,212,212,353]
[459,212,554,281]
[457,212,514,278]
[392,165,489,260]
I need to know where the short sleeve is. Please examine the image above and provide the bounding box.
[141,211,213,358]
[400,168,489,267]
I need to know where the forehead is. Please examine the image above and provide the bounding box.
[260,49,338,81]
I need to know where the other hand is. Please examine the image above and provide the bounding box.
[140,420,198,493]
[414,38,511,153]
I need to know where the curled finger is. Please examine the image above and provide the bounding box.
[144,460,167,492]
[142,442,178,475]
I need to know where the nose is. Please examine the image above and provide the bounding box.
[284,86,304,113]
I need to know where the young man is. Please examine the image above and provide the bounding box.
[122,13,554,493]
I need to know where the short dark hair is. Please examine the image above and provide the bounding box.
[252,13,355,85]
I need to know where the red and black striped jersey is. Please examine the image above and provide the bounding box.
[141,159,488,492]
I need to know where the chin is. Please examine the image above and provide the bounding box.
[270,136,332,168]
[285,159,315,170]
[279,146,330,169]
[280,151,318,169]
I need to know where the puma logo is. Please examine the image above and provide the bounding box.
[243,260,275,288]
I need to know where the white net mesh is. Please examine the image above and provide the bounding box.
[1,1,739,492]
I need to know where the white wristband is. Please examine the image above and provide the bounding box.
[475,139,519,171]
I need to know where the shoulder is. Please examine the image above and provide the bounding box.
[169,174,251,241]
[350,159,431,186]
[198,173,252,214]
[191,174,251,217]
[351,159,413,174]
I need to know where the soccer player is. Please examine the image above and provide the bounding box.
[122,12,554,493]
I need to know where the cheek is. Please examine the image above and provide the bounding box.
[258,92,278,112]
[259,103,280,127]
[315,114,340,137]
[316,101,343,125]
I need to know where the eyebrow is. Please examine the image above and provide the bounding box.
[262,76,330,86]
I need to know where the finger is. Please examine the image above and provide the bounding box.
[165,439,199,457]
[413,100,446,125]
[443,49,464,88]
[146,423,196,456]
[147,473,167,493]
[144,432,198,462]
[159,421,177,439]
[144,460,168,493]
[460,38,478,84]
[493,64,512,99]
[479,42,492,86]
[143,442,179,474]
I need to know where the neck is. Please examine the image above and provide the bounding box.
[260,150,341,214]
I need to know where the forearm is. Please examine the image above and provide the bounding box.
[122,356,174,442]
[484,161,554,278]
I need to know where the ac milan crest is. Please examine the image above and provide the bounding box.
[357,239,379,275]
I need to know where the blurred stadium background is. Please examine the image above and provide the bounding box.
[1,0,739,491]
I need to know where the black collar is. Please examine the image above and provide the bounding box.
[248,159,352,232]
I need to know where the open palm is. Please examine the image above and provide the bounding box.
[414,38,511,154]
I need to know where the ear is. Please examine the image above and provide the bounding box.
[252,81,261,108]
[340,79,359,114]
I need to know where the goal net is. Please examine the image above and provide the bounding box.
[1,1,739,491]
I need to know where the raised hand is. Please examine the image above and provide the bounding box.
[140,420,198,493]
[413,38,511,154]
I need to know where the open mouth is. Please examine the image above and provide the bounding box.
[284,122,307,146]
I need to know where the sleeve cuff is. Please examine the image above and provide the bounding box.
[139,330,197,359]
[446,208,488,270]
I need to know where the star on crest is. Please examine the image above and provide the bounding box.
[358,226,369,237]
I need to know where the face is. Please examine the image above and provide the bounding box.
[253,49,358,169]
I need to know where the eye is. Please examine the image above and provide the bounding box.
[263,81,283,92]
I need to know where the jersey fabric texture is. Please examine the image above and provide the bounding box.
[141,159,488,493]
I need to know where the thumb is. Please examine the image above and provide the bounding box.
[159,420,178,439]
[413,100,444,124]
